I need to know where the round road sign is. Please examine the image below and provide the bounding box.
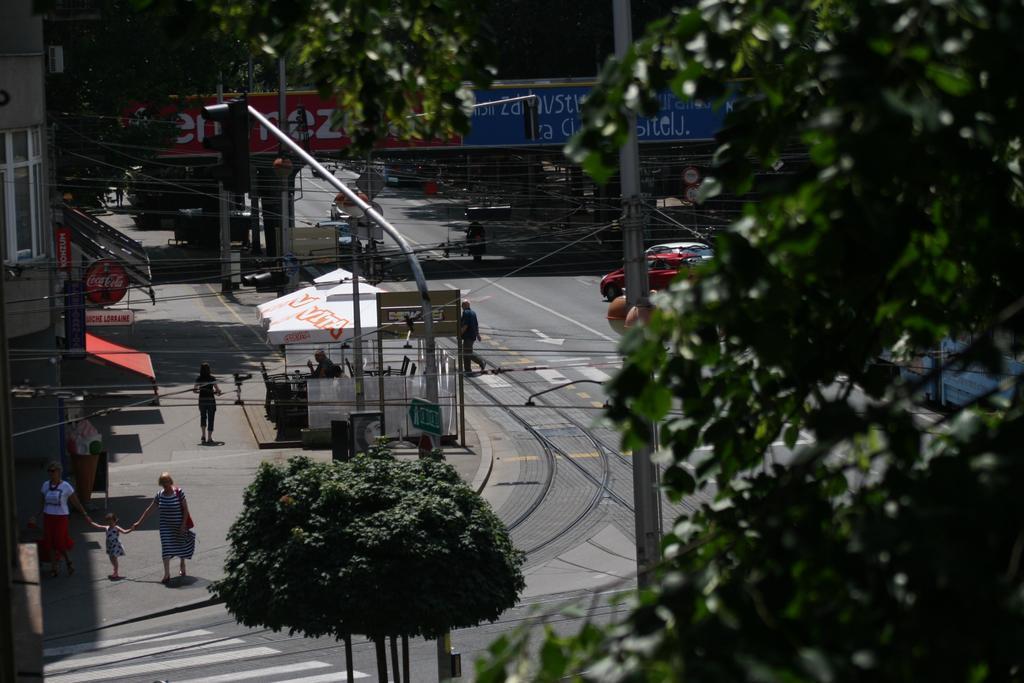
[684,185,701,203]
[682,166,701,186]
[84,259,129,305]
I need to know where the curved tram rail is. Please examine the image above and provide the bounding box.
[470,373,634,557]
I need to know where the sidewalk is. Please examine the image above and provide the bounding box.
[33,211,492,641]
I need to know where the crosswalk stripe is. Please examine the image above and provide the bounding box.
[43,629,212,658]
[45,638,246,673]
[479,374,511,388]
[576,366,611,382]
[278,672,370,682]
[44,646,280,683]
[535,369,568,384]
[177,660,333,683]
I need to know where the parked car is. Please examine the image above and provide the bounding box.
[645,241,714,260]
[314,220,355,249]
[600,253,698,301]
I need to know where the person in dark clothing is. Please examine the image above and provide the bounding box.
[466,221,486,261]
[193,362,222,444]
[307,349,339,378]
[461,300,485,374]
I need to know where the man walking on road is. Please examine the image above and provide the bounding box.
[461,300,485,374]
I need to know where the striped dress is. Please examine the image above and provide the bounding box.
[156,488,195,559]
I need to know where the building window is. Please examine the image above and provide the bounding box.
[1,128,46,262]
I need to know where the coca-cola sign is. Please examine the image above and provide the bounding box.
[84,259,129,305]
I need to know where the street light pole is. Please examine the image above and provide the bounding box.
[613,0,662,588]
[245,107,441,413]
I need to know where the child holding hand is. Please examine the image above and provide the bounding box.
[88,512,132,580]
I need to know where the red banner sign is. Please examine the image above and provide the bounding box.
[55,227,72,272]
[84,259,129,306]
[130,92,458,157]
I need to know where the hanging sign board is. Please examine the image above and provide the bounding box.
[55,227,73,273]
[64,281,86,358]
[85,309,135,326]
[376,290,461,340]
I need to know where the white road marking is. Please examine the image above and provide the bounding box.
[531,329,565,346]
[479,374,512,388]
[484,278,618,343]
[44,646,280,683]
[548,357,589,365]
[177,660,334,683]
[45,638,246,672]
[278,672,371,682]
[576,366,612,382]
[44,629,211,658]
[536,369,569,385]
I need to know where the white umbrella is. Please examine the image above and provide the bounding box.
[265,296,380,345]
[257,281,385,325]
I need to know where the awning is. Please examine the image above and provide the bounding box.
[85,332,157,393]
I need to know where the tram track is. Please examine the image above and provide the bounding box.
[470,370,634,557]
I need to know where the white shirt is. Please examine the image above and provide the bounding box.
[41,480,75,516]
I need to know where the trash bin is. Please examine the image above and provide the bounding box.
[72,452,99,504]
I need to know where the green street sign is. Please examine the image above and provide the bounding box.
[409,398,443,436]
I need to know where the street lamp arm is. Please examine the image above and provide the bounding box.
[246,106,439,406]
[524,379,606,406]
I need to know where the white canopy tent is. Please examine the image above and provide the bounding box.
[258,281,386,346]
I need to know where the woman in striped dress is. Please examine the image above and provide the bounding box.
[133,472,195,583]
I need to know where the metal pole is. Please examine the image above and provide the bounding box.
[613,0,661,587]
[246,107,441,416]
[247,56,261,254]
[0,201,19,683]
[352,242,365,411]
[218,80,232,293]
[278,58,295,292]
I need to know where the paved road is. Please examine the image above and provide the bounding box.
[44,588,631,682]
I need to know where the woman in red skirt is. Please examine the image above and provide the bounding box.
[32,462,91,577]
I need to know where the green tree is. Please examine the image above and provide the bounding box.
[476,0,1024,679]
[45,0,252,204]
[131,0,498,149]
[210,453,524,680]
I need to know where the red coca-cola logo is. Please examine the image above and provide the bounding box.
[84,260,129,305]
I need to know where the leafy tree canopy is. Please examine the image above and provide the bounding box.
[480,0,1024,679]
[211,453,525,641]
[129,0,498,149]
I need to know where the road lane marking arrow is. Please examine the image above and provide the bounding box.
[531,329,565,346]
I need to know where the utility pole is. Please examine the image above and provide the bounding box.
[278,58,296,293]
[217,79,232,293]
[247,57,262,255]
[0,217,19,683]
[248,107,444,677]
[613,0,662,587]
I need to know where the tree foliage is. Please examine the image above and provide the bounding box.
[480,0,1024,679]
[130,0,498,149]
[45,0,251,203]
[210,453,525,642]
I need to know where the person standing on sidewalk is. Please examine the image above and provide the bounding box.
[461,300,485,374]
[30,462,91,577]
[133,472,195,584]
[193,362,222,445]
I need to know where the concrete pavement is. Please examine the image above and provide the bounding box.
[28,211,493,642]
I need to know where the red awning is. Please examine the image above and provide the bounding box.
[85,333,156,387]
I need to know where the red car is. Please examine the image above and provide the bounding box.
[600,253,697,301]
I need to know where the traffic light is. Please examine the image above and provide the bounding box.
[202,97,251,194]
[523,96,539,141]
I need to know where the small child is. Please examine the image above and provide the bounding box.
[88,512,132,580]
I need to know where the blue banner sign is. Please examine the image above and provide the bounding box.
[65,280,86,358]
[464,85,730,148]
